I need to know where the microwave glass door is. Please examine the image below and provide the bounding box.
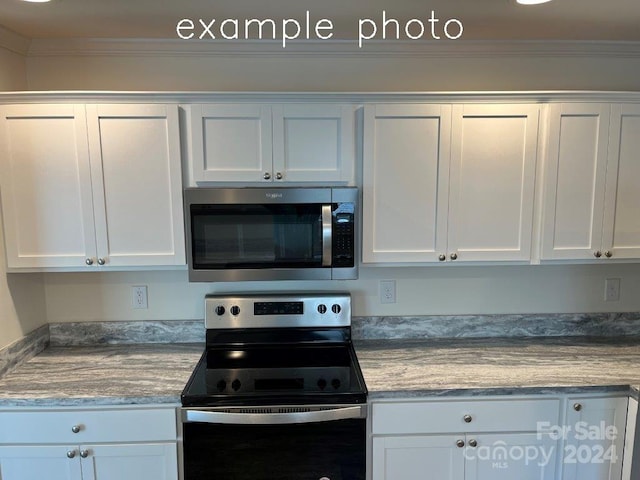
[191,204,324,269]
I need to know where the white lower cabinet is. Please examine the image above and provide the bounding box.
[0,406,178,480]
[371,395,633,480]
[373,433,557,480]
[371,397,560,480]
[562,396,629,480]
[373,434,465,480]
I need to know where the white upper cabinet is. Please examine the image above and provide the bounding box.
[0,105,97,269]
[363,103,539,264]
[541,104,611,261]
[362,104,451,263]
[448,104,539,262]
[0,103,185,270]
[541,103,640,262]
[189,104,273,183]
[189,103,354,184]
[602,104,640,260]
[86,104,185,267]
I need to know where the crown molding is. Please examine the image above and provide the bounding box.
[26,37,640,59]
[0,25,30,56]
[2,90,640,104]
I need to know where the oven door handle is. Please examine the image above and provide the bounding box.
[321,204,332,267]
[182,406,365,425]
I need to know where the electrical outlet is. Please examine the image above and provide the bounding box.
[380,280,396,304]
[604,278,621,302]
[132,285,148,309]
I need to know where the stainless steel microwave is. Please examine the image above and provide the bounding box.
[184,187,357,282]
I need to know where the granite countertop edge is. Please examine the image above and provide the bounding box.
[1,385,639,408]
[367,384,640,401]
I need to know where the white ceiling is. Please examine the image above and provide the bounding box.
[1,0,639,42]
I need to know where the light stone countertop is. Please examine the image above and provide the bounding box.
[0,344,204,407]
[355,337,640,399]
[1,338,640,407]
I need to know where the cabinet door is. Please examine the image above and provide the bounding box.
[272,104,354,183]
[602,104,640,259]
[86,104,185,267]
[0,445,82,480]
[190,104,273,183]
[0,104,97,268]
[465,433,558,480]
[80,443,177,480]
[541,104,610,260]
[372,435,465,480]
[563,396,628,480]
[449,104,539,262]
[362,104,452,263]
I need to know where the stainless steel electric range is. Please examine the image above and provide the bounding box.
[180,293,368,480]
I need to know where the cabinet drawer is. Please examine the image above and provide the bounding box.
[0,407,177,444]
[372,398,561,434]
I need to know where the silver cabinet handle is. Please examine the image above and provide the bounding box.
[263,172,271,180]
[71,425,81,434]
[594,251,602,258]
[450,253,458,261]
[321,205,332,267]
[463,414,472,423]
[183,406,365,425]
[574,403,582,412]
[67,450,76,459]
[97,258,106,266]
[468,439,478,448]
[605,251,613,258]
[456,439,465,448]
[438,254,446,262]
[80,450,90,459]
[276,172,283,180]
[85,258,94,266]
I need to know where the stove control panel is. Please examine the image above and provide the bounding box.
[206,367,350,394]
[205,293,351,329]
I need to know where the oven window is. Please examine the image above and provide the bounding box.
[191,204,324,269]
[183,419,365,480]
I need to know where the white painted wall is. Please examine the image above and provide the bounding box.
[0,45,47,351]
[0,46,27,92]
[42,263,640,322]
[25,46,640,91]
[0,43,47,349]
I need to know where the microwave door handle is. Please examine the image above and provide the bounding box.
[322,205,332,267]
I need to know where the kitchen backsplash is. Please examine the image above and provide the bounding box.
[0,325,49,378]
[48,312,640,345]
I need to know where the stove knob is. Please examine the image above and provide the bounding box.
[331,379,341,390]
[216,380,227,392]
[317,304,327,314]
[331,304,341,314]
[317,378,327,390]
[230,306,241,316]
[215,305,225,316]
[231,379,241,391]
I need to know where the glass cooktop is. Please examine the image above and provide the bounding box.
[181,343,367,407]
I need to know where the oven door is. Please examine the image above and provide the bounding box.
[181,405,366,480]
